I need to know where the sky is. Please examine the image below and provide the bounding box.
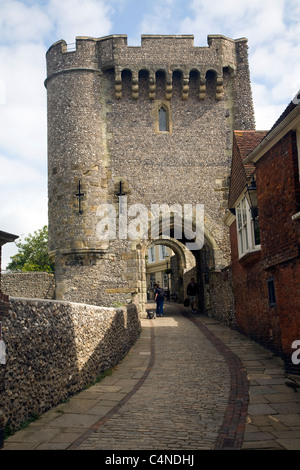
[1,0,300,268]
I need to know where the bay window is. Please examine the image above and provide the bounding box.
[236,193,260,258]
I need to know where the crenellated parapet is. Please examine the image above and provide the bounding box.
[45,34,250,103]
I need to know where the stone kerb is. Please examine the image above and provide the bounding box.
[0,297,141,433]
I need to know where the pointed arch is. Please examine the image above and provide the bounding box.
[159,106,168,132]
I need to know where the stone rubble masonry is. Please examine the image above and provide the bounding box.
[2,272,55,300]
[0,297,141,432]
[45,34,255,311]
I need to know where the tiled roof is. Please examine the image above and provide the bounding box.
[234,130,268,177]
[234,130,268,160]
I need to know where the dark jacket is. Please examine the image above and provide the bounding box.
[187,282,197,296]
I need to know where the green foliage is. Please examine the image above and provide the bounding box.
[7,225,54,273]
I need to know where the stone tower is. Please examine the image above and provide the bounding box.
[45,34,255,314]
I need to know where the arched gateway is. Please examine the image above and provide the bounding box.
[45,34,255,322]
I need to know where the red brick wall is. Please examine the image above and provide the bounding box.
[230,221,282,354]
[256,131,299,268]
[230,130,300,373]
[273,259,300,373]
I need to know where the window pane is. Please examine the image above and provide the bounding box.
[268,279,276,306]
[159,107,168,131]
[237,205,242,229]
[254,219,261,245]
[239,231,244,253]
[244,225,249,250]
[148,247,155,263]
[242,198,247,224]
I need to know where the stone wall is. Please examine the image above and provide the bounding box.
[0,297,141,432]
[2,272,55,300]
[208,269,235,328]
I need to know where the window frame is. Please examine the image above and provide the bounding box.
[153,100,172,134]
[149,273,156,289]
[236,191,261,259]
[267,278,277,307]
[158,106,169,132]
[163,272,169,289]
[159,244,168,260]
[296,127,300,182]
[148,246,156,263]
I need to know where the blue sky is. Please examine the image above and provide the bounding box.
[1,0,300,268]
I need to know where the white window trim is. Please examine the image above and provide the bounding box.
[292,127,300,221]
[148,246,155,263]
[159,244,168,260]
[236,191,261,259]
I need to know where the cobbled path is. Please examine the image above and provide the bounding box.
[4,302,300,451]
[76,306,231,450]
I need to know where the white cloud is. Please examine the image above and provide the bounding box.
[0,0,53,43]
[0,153,47,269]
[138,1,174,36]
[46,0,114,44]
[0,43,47,163]
[0,0,115,269]
[179,0,287,45]
[1,0,300,269]
[175,0,300,129]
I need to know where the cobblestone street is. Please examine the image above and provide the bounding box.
[3,302,300,451]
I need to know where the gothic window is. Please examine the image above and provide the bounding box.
[159,106,168,132]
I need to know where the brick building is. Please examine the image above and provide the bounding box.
[225,95,300,374]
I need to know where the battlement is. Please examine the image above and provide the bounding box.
[45,34,250,101]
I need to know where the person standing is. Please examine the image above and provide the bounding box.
[187,278,198,313]
[154,283,165,317]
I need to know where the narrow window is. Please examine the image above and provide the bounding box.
[149,273,156,289]
[236,197,249,256]
[148,246,155,263]
[159,107,168,132]
[253,215,261,246]
[297,128,300,182]
[236,194,260,258]
[267,278,276,307]
[159,244,168,260]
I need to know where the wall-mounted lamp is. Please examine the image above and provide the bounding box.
[246,175,258,219]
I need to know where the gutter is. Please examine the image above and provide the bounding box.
[244,103,300,164]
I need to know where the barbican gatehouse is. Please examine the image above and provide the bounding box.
[45,34,255,320]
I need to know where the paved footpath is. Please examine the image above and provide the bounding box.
[3,302,300,451]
